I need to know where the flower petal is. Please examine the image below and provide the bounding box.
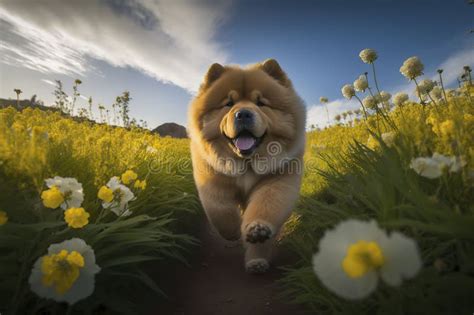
[379,232,422,286]
[313,248,378,300]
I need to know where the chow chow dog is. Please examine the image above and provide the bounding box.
[188,59,306,273]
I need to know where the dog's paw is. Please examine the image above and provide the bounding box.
[245,221,273,243]
[245,258,269,274]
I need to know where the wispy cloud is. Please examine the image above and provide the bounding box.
[41,79,57,87]
[429,47,473,87]
[306,46,474,129]
[0,0,230,92]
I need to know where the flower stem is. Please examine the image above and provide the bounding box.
[371,62,390,111]
[426,92,442,115]
[354,95,368,120]
[413,78,425,105]
[371,63,382,94]
[325,104,330,125]
[438,72,449,105]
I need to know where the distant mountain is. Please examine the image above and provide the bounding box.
[152,122,187,138]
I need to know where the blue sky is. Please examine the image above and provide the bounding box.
[0,0,472,128]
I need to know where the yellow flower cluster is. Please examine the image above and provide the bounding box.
[302,96,473,198]
[0,107,189,193]
[121,170,138,184]
[41,186,64,209]
[0,107,193,308]
[98,185,114,202]
[41,249,85,295]
[64,208,90,228]
[342,240,385,278]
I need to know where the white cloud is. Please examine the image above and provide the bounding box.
[0,0,230,92]
[41,79,57,87]
[306,98,360,129]
[429,47,473,87]
[306,47,474,129]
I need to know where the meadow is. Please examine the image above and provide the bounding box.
[0,107,200,313]
[0,51,473,314]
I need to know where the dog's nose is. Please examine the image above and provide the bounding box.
[235,109,254,125]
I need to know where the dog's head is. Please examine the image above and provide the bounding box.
[188,59,306,175]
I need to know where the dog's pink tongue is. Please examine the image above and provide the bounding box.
[235,136,256,151]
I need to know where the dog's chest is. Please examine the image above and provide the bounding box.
[235,172,259,198]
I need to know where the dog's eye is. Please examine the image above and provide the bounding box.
[225,99,234,107]
[256,98,265,107]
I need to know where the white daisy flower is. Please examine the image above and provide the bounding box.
[102,176,135,217]
[409,157,443,179]
[381,132,396,147]
[341,84,355,100]
[449,156,466,173]
[29,238,100,305]
[430,86,443,101]
[362,95,377,110]
[417,79,435,94]
[353,75,368,92]
[431,153,452,168]
[312,220,421,300]
[400,56,424,80]
[393,92,409,107]
[45,177,84,210]
[378,91,392,103]
[359,49,378,64]
[432,153,466,173]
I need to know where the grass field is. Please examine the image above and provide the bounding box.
[0,54,473,314]
[279,71,474,313]
[0,107,201,313]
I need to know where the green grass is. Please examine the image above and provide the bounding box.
[279,96,474,314]
[0,107,202,314]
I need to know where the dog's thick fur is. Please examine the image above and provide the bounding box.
[188,59,306,273]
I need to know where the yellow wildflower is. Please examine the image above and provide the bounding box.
[97,186,114,202]
[64,208,90,229]
[342,240,385,278]
[426,114,437,126]
[0,211,8,225]
[367,135,379,150]
[134,179,147,190]
[438,120,455,138]
[464,113,474,124]
[41,250,85,294]
[121,170,138,185]
[29,238,101,304]
[41,186,65,209]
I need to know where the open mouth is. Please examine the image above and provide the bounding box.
[228,130,264,156]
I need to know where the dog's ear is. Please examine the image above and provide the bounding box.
[260,59,291,87]
[200,63,225,91]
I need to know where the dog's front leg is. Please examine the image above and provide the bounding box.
[195,172,242,241]
[241,172,301,272]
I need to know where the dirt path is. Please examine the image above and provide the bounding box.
[155,220,309,315]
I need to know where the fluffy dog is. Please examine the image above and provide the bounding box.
[188,59,306,273]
